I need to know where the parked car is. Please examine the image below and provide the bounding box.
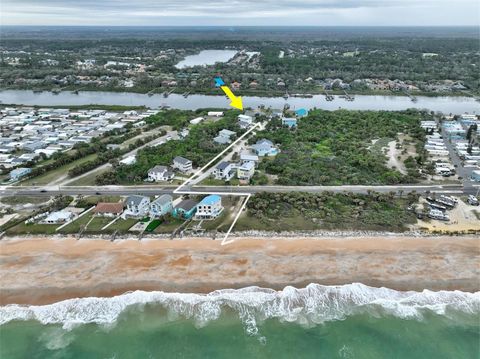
[467,195,479,206]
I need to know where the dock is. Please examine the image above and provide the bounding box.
[342,90,354,101]
[324,90,334,101]
[163,89,174,98]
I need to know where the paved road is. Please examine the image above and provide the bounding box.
[1,184,477,197]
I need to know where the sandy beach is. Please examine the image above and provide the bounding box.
[0,235,479,305]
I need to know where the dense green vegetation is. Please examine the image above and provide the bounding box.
[1,28,478,95]
[238,191,419,232]
[251,109,430,185]
[96,110,242,184]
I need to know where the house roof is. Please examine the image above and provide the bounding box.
[94,202,123,214]
[219,129,236,137]
[175,199,197,211]
[239,161,255,170]
[240,152,259,161]
[256,139,273,146]
[199,195,221,206]
[125,195,149,206]
[214,136,230,144]
[295,108,308,116]
[149,165,169,173]
[152,194,173,206]
[174,156,191,165]
[44,210,73,222]
[216,161,231,170]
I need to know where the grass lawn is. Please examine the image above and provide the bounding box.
[6,222,58,235]
[105,218,138,233]
[67,167,111,186]
[20,153,98,185]
[87,216,112,231]
[235,213,317,232]
[199,178,226,186]
[58,212,93,234]
[76,195,122,207]
[154,218,185,234]
[1,196,49,205]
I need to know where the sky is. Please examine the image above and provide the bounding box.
[1,0,479,26]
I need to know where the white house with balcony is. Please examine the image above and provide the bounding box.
[213,161,235,181]
[147,165,175,182]
[194,195,224,220]
[124,195,150,218]
[172,156,192,173]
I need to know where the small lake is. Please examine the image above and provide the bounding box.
[175,50,238,69]
[1,90,479,115]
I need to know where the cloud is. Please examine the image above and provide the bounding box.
[1,0,479,25]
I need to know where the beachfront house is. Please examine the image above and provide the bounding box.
[172,199,198,220]
[282,117,297,128]
[42,210,74,224]
[172,156,193,173]
[214,129,236,145]
[213,161,235,181]
[93,202,124,217]
[147,165,175,182]
[251,139,279,157]
[237,161,255,181]
[9,167,32,181]
[150,194,173,218]
[124,195,150,218]
[194,195,224,220]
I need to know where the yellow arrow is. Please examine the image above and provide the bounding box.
[220,86,243,110]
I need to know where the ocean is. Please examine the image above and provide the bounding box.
[1,284,479,359]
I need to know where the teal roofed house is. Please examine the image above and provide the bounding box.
[295,108,308,117]
[149,194,173,218]
[172,199,198,220]
[194,195,224,220]
[282,117,297,128]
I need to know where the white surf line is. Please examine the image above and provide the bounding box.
[174,123,260,194]
[221,194,251,246]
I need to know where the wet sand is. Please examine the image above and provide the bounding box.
[1,235,479,305]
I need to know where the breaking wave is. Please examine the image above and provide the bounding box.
[1,283,478,334]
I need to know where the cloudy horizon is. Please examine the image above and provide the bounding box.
[1,0,479,26]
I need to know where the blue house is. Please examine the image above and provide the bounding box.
[194,195,224,220]
[149,194,173,218]
[251,139,278,157]
[9,167,31,181]
[295,108,308,117]
[172,199,198,220]
[282,117,297,128]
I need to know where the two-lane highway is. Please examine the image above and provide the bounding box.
[1,184,477,197]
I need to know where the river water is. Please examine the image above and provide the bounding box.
[1,90,479,114]
[175,49,238,69]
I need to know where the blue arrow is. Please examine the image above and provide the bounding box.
[214,77,225,87]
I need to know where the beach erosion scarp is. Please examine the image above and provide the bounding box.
[0,235,479,306]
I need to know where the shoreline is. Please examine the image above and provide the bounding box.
[1,235,479,306]
[1,87,476,99]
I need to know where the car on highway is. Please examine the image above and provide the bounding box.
[467,195,479,206]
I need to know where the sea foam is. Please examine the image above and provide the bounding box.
[0,283,478,333]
